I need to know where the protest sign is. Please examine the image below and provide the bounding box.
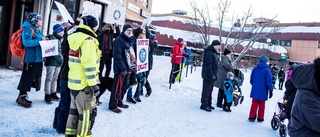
[39,40,59,57]
[104,4,126,25]
[136,39,149,73]
[54,1,74,23]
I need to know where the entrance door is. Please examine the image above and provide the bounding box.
[0,3,9,66]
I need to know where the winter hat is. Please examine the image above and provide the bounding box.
[133,27,144,37]
[62,22,72,29]
[27,12,42,25]
[224,48,231,55]
[82,15,98,29]
[211,40,221,46]
[53,24,64,34]
[178,38,184,42]
[122,24,133,32]
[260,55,269,63]
[227,72,234,79]
[150,30,156,39]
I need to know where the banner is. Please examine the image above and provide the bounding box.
[104,4,126,25]
[54,1,74,23]
[39,40,59,57]
[136,39,149,73]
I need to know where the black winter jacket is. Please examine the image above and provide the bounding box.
[201,46,219,80]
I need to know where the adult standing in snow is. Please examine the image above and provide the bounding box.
[214,48,233,108]
[248,55,273,122]
[65,15,100,136]
[200,40,220,112]
[143,27,158,97]
[169,38,187,84]
[277,67,285,90]
[108,24,135,113]
[288,57,320,137]
[16,12,45,108]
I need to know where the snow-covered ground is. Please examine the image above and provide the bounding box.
[0,56,288,137]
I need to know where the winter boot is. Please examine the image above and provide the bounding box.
[109,108,122,113]
[200,106,212,112]
[44,94,53,104]
[126,98,136,104]
[134,98,141,102]
[51,93,60,101]
[16,94,32,108]
[145,89,152,97]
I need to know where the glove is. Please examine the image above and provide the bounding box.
[121,71,127,76]
[212,76,217,81]
[91,85,100,97]
[269,92,273,99]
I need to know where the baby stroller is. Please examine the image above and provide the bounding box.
[233,69,244,106]
[271,99,287,137]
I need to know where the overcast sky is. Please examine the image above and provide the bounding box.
[151,0,320,23]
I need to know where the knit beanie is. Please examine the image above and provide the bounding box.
[27,12,42,25]
[82,15,98,29]
[178,38,184,42]
[122,24,133,32]
[260,55,269,63]
[150,30,156,39]
[53,24,64,34]
[224,48,231,55]
[211,40,221,46]
[227,72,234,79]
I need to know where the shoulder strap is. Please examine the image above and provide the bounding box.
[26,27,35,39]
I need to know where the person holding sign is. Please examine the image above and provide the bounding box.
[16,12,46,108]
[98,22,120,78]
[108,24,135,113]
[65,15,100,137]
[43,24,64,104]
[126,27,146,104]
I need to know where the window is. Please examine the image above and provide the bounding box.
[144,0,149,8]
[318,41,320,49]
[271,40,291,47]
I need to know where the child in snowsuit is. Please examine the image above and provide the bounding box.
[223,72,235,112]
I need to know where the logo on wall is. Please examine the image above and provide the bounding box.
[113,10,121,20]
[139,48,147,63]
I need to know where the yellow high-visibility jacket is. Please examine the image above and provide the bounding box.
[67,25,101,90]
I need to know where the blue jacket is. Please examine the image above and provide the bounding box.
[224,79,234,103]
[113,32,133,74]
[250,62,273,100]
[182,48,192,63]
[21,21,44,63]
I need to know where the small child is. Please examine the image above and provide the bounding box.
[223,72,235,112]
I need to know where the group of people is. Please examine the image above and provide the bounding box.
[15,12,158,136]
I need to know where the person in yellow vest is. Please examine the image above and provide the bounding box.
[65,15,101,137]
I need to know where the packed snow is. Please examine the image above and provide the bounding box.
[0,56,288,137]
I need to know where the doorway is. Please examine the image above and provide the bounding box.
[0,2,10,66]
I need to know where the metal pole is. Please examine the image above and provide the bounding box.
[43,0,53,35]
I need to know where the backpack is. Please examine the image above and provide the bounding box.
[10,27,35,57]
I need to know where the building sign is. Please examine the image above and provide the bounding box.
[128,3,140,14]
[140,9,150,18]
[104,4,125,25]
[136,39,149,73]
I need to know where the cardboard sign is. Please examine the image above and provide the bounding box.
[136,39,149,73]
[104,4,126,25]
[39,40,59,57]
[48,9,63,34]
[54,1,74,23]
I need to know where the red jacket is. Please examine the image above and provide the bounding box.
[171,40,184,64]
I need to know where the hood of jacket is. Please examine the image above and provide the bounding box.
[256,62,269,69]
[68,25,98,51]
[291,64,320,96]
[22,21,34,28]
[174,40,183,47]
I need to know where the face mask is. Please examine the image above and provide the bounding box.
[105,29,111,34]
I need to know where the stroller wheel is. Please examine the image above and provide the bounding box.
[279,124,287,137]
[271,117,279,130]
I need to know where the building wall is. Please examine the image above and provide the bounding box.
[126,0,152,24]
[286,40,320,62]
